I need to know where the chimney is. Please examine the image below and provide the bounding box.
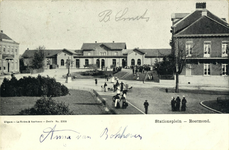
[95,41,97,43]
[196,2,206,10]
[113,41,115,43]
[27,48,29,50]
[1,30,3,33]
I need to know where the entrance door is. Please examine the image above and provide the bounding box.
[96,59,100,68]
[122,59,126,68]
[76,59,80,68]
[101,59,105,69]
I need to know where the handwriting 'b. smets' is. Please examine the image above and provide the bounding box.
[100,126,143,140]
[98,8,150,22]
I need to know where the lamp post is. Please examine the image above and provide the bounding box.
[66,57,71,83]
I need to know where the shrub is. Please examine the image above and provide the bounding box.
[0,75,69,97]
[19,96,73,115]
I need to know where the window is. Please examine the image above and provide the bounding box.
[61,59,64,66]
[12,49,14,53]
[222,42,228,57]
[186,41,193,56]
[137,59,141,65]
[204,42,211,57]
[222,64,228,75]
[85,59,89,66]
[15,49,17,53]
[112,59,116,66]
[100,52,106,56]
[131,59,135,66]
[204,64,210,75]
[3,47,6,52]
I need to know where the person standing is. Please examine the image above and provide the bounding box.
[171,97,176,111]
[176,95,181,111]
[181,95,187,111]
[104,82,107,92]
[95,78,97,85]
[120,81,124,91]
[144,100,149,114]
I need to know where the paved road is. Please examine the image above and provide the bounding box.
[1,68,227,114]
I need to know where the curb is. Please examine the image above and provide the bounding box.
[199,101,222,114]
[92,90,116,114]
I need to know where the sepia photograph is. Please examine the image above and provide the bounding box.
[0,0,228,149]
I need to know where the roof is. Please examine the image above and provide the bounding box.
[0,31,19,44]
[123,48,171,57]
[81,42,126,51]
[22,49,63,58]
[172,9,229,34]
[175,15,229,36]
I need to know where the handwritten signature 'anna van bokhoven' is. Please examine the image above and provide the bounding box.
[98,8,150,22]
[39,125,142,143]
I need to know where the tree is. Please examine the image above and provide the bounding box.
[31,46,45,69]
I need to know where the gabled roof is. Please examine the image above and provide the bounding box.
[22,49,69,58]
[173,10,229,34]
[81,42,126,51]
[123,48,171,57]
[175,15,229,36]
[0,31,19,44]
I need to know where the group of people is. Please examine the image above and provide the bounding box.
[113,92,128,109]
[171,95,187,111]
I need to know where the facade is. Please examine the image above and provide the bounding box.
[22,49,76,69]
[22,42,171,70]
[171,2,229,86]
[74,42,127,69]
[0,30,20,75]
[74,42,171,69]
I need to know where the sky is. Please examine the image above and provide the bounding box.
[0,0,228,55]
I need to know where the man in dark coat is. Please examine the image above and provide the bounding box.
[176,95,181,111]
[120,82,124,91]
[171,97,176,111]
[181,95,187,111]
[144,100,149,114]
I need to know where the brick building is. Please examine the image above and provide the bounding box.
[171,2,229,86]
[0,30,20,75]
[74,42,171,69]
[22,49,76,69]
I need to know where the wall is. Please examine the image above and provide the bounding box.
[127,51,144,66]
[176,37,229,58]
[57,52,74,68]
[0,41,20,74]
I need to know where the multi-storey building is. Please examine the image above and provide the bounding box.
[171,2,229,86]
[0,30,20,75]
[74,41,170,69]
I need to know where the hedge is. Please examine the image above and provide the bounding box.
[0,74,69,97]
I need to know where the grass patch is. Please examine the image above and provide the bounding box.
[0,89,109,115]
[202,100,229,113]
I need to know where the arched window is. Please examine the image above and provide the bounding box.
[137,59,141,65]
[85,59,89,66]
[96,59,100,68]
[61,59,64,66]
[112,59,116,66]
[131,59,135,66]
